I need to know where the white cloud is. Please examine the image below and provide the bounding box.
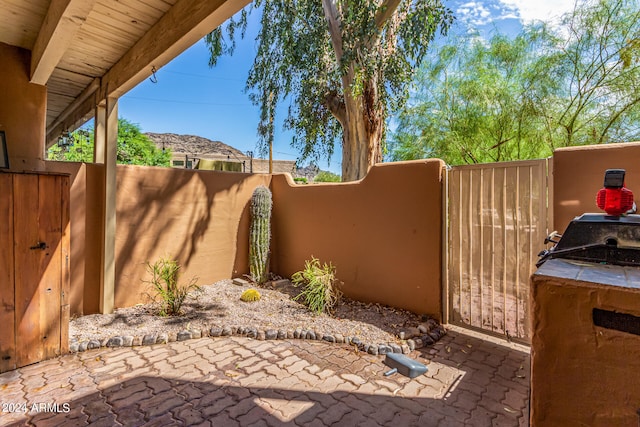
[457,1,494,26]
[498,0,577,23]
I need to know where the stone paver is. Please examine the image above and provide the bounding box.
[0,326,530,426]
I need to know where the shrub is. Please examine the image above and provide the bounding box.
[249,185,272,284]
[293,177,308,184]
[146,257,199,316]
[240,288,261,302]
[291,257,342,314]
[313,171,341,182]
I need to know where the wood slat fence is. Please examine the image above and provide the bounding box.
[445,159,550,343]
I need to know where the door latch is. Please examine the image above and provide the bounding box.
[29,242,48,250]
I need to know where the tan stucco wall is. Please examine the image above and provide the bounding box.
[113,166,271,309]
[0,42,46,171]
[553,142,640,233]
[271,160,445,318]
[531,265,640,426]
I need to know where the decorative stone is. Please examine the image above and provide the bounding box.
[401,344,410,354]
[122,336,134,347]
[407,339,416,351]
[418,324,430,334]
[322,335,335,343]
[133,336,142,346]
[78,342,88,352]
[69,342,79,352]
[142,335,156,346]
[378,344,391,355]
[265,330,278,340]
[277,330,286,339]
[399,327,420,340]
[257,331,266,340]
[106,337,123,347]
[315,331,323,341]
[422,334,435,345]
[335,334,344,344]
[232,278,250,286]
[414,338,424,349]
[177,331,192,341]
[246,328,258,339]
[210,327,223,337]
[306,331,316,340]
[286,330,294,339]
[156,333,168,344]
[88,340,101,350]
[351,337,361,346]
[168,332,177,342]
[428,331,440,341]
[390,344,402,354]
[367,345,379,355]
[192,329,202,339]
[222,326,233,336]
[101,338,109,347]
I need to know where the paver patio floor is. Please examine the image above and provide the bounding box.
[0,326,529,426]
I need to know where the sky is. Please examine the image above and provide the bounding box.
[118,0,577,174]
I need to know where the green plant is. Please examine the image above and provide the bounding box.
[145,257,199,316]
[240,288,261,302]
[313,171,341,182]
[291,257,342,314]
[249,185,272,284]
[293,177,308,184]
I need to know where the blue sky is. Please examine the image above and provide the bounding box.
[118,0,575,174]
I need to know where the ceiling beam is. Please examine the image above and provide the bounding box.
[46,78,99,147]
[31,0,97,85]
[46,0,250,142]
[100,0,251,99]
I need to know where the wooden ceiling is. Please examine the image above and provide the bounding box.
[0,0,250,146]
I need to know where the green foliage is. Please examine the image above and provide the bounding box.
[47,118,172,167]
[291,257,342,314]
[145,258,200,316]
[240,288,262,302]
[390,0,640,165]
[293,177,308,184]
[249,185,272,284]
[313,171,341,183]
[206,1,453,180]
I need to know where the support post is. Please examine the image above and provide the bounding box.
[94,97,118,314]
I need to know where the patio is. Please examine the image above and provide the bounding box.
[0,326,529,426]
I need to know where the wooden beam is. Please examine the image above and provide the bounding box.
[46,0,249,144]
[100,0,251,99]
[31,0,98,85]
[46,77,99,148]
[95,98,118,314]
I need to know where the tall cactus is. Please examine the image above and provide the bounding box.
[249,185,272,284]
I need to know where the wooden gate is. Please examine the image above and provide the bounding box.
[0,173,70,373]
[445,159,549,343]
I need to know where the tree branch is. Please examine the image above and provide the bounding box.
[375,0,402,29]
[322,0,343,62]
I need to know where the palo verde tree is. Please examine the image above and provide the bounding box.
[205,0,454,181]
[390,0,640,165]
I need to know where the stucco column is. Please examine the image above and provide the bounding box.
[94,97,117,314]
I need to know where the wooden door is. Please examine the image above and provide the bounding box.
[0,174,15,372]
[0,173,69,372]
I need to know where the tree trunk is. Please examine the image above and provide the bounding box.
[340,81,383,181]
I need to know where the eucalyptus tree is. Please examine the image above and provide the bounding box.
[205,0,454,181]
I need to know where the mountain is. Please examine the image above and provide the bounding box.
[145,133,245,158]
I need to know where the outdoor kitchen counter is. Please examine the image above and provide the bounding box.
[530,259,640,427]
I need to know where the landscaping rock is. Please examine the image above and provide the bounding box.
[210,327,223,337]
[78,342,88,352]
[335,334,344,344]
[156,333,168,344]
[168,332,177,342]
[277,330,286,340]
[106,337,123,347]
[232,278,250,286]
[378,344,391,355]
[323,335,335,343]
[294,328,302,339]
[399,327,420,340]
[88,340,101,350]
[306,331,316,340]
[257,330,266,340]
[133,336,142,346]
[221,326,233,336]
[390,343,402,354]
[407,339,416,351]
[414,338,424,349]
[69,342,79,352]
[142,335,156,346]
[401,344,410,354]
[265,330,278,340]
[192,329,202,339]
[246,328,258,339]
[286,330,294,339]
[122,336,134,347]
[351,337,361,347]
[177,331,192,341]
[367,345,379,356]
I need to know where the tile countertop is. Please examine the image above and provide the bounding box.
[534,258,640,290]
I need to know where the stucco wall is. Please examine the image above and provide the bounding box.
[0,43,46,171]
[553,142,640,233]
[271,160,445,318]
[113,166,271,309]
[531,260,640,426]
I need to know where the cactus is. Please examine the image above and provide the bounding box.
[249,185,272,284]
[240,288,261,302]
